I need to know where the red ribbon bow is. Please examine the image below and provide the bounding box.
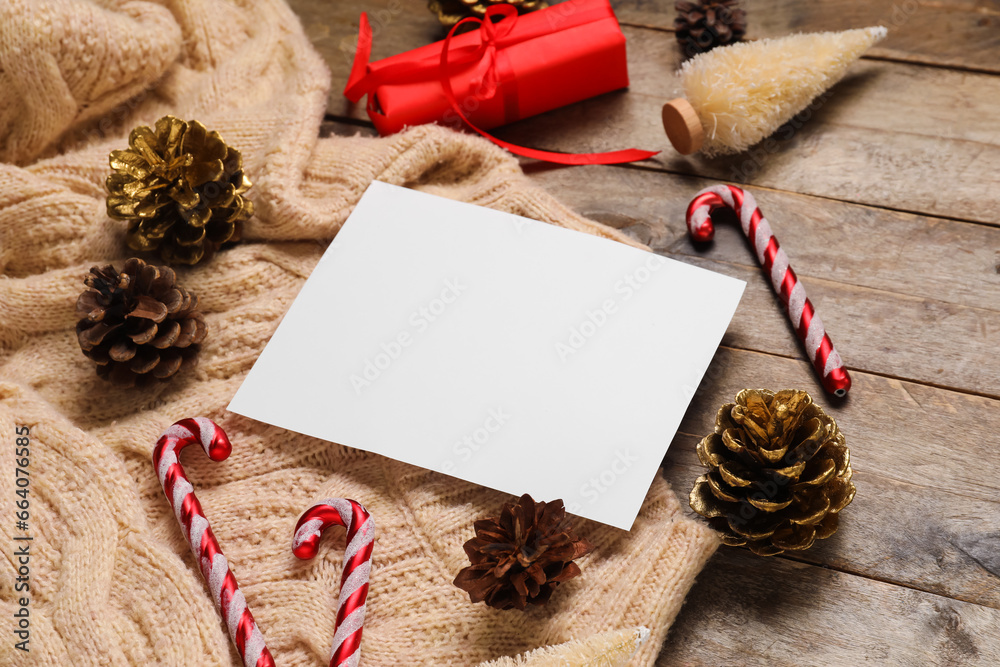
[344,6,658,166]
[463,4,518,100]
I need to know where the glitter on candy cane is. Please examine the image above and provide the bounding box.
[685,185,851,397]
[293,498,375,667]
[152,418,276,667]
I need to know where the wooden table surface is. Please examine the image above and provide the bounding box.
[289,1,1000,664]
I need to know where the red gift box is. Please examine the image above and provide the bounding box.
[344,0,657,165]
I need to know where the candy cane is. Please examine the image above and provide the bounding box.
[686,185,852,397]
[293,499,375,667]
[153,418,275,667]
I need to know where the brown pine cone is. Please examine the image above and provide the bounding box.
[675,0,746,56]
[76,258,206,387]
[107,115,253,266]
[454,494,594,610]
[428,0,547,28]
[689,389,855,556]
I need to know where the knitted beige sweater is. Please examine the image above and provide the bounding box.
[0,1,718,665]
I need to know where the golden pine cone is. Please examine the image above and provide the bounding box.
[689,389,855,556]
[76,258,206,387]
[675,0,747,56]
[428,0,547,27]
[454,494,594,610]
[107,115,253,265]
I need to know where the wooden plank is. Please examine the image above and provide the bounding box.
[291,0,1000,77]
[274,4,1000,663]
[663,435,1000,611]
[526,163,1000,396]
[607,45,1000,148]
[526,164,1000,311]
[492,25,1000,225]
[677,346,1000,509]
[297,0,1000,225]
[652,345,1000,613]
[290,0,445,120]
[318,122,1000,395]
[311,11,1000,157]
[315,120,1000,609]
[709,256,1000,397]
[292,0,1000,150]
[656,547,1000,666]
[613,0,1000,74]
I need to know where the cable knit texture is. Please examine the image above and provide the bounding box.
[0,1,719,665]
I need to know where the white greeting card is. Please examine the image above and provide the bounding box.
[229,181,744,530]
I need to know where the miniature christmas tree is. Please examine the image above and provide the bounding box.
[662,26,887,156]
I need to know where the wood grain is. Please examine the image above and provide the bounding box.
[528,163,1000,396]
[656,547,1000,666]
[711,256,1000,397]
[526,164,1000,310]
[492,26,1000,225]
[676,346,1000,509]
[613,0,1000,73]
[291,0,448,122]
[658,345,1000,613]
[298,1,1000,225]
[319,122,1000,395]
[291,2,1000,662]
[664,435,1000,611]
[316,120,1000,613]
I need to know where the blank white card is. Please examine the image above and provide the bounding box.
[229,182,744,530]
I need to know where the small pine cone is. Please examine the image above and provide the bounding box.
[107,115,253,266]
[689,389,855,556]
[454,494,594,610]
[675,0,746,55]
[76,258,207,387]
[428,0,547,28]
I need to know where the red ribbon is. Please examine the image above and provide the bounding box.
[344,7,659,166]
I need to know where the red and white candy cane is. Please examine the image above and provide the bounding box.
[686,185,852,397]
[153,418,275,667]
[293,499,375,667]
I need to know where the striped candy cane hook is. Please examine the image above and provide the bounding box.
[153,418,275,667]
[293,499,375,667]
[686,185,852,397]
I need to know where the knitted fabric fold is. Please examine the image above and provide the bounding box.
[0,1,718,665]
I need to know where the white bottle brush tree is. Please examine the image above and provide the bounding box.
[662,27,888,156]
